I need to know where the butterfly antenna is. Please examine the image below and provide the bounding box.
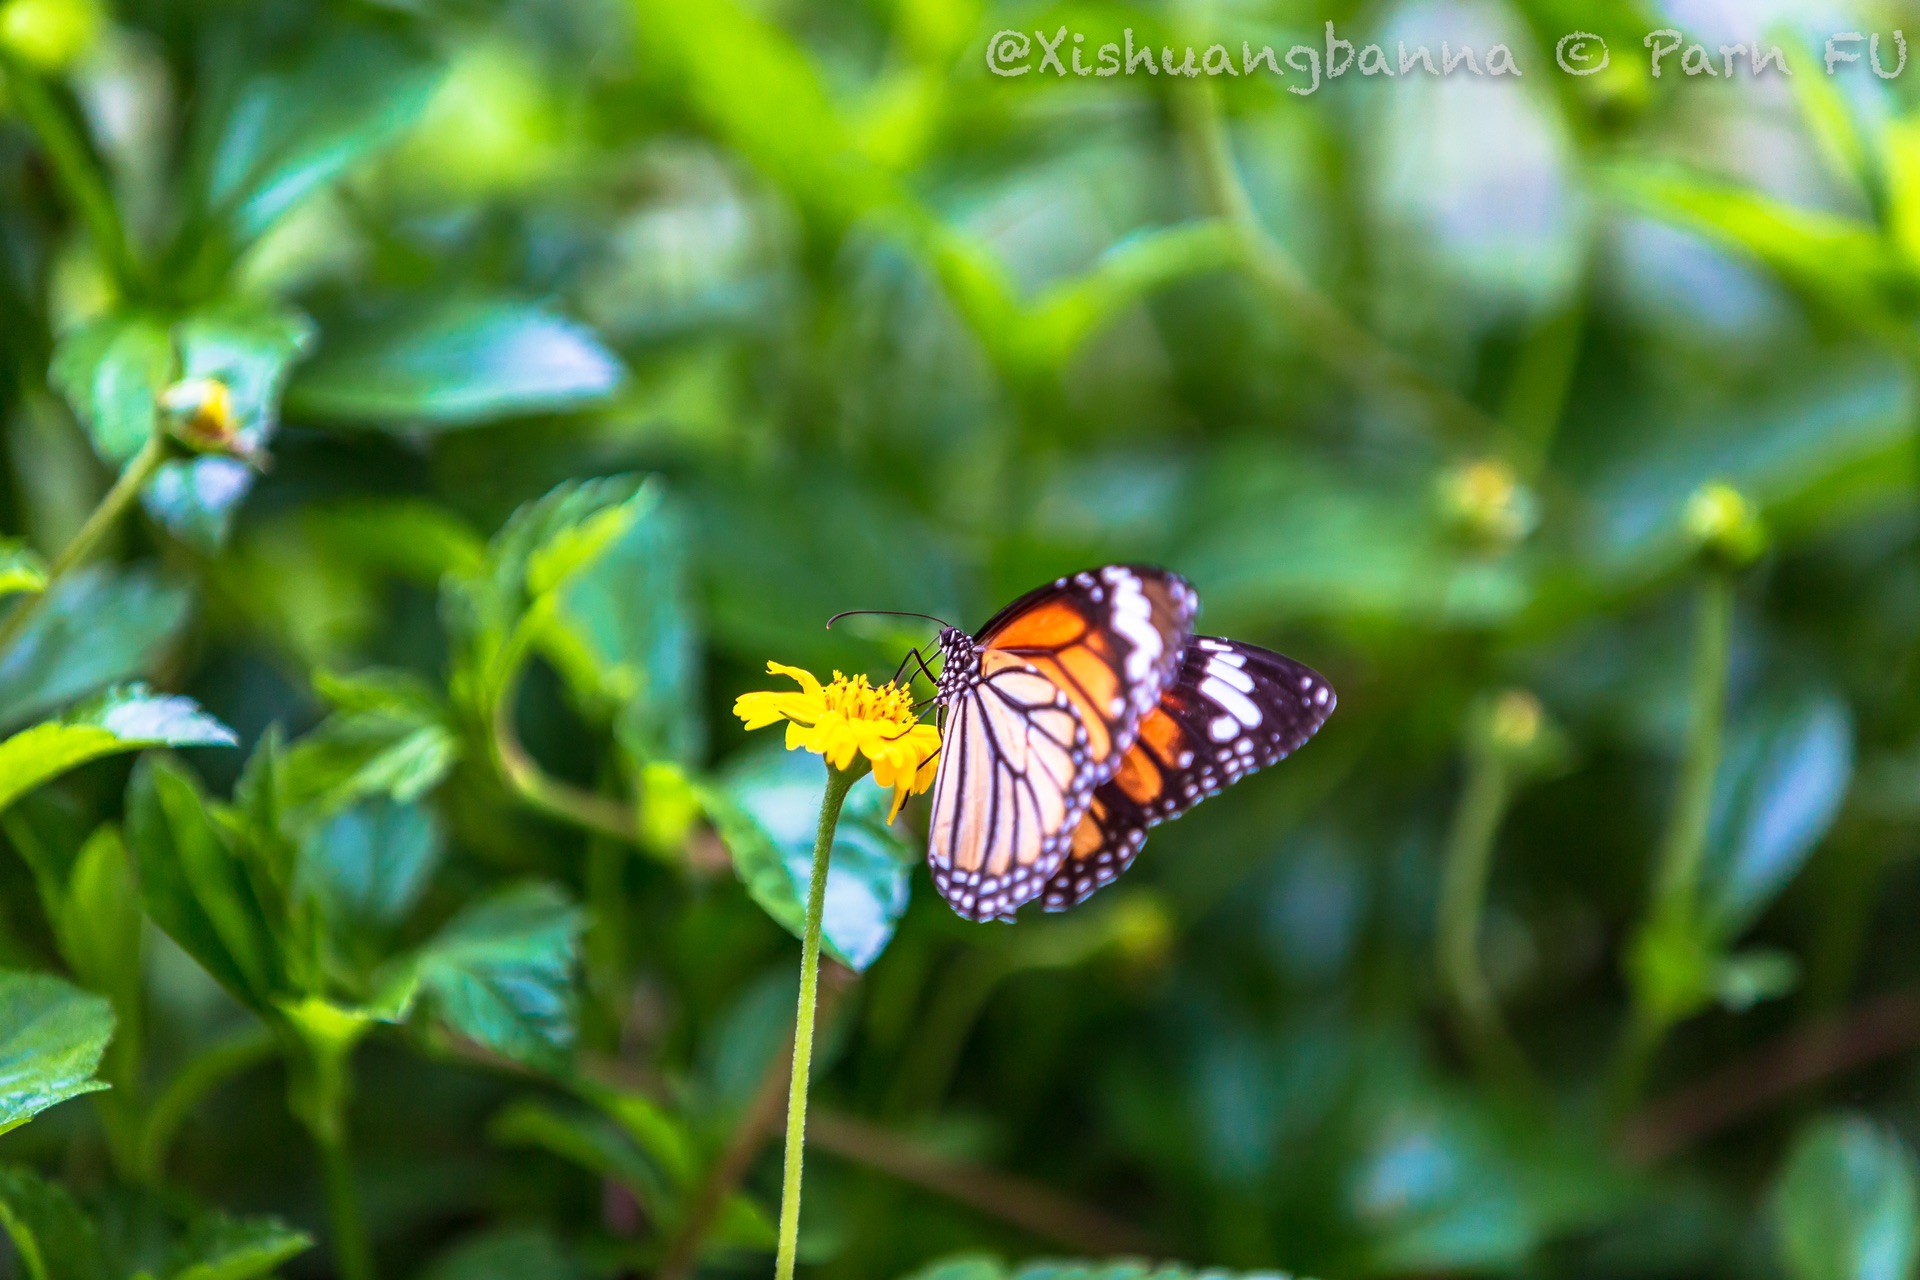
[826,608,954,631]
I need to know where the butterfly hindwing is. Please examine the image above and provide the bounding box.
[927,566,1197,921]
[1037,636,1337,911]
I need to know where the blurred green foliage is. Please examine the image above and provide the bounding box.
[4,0,1920,1276]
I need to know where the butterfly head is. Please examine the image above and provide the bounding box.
[933,627,975,703]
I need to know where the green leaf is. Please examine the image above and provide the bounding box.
[0,1165,108,1280]
[0,565,192,732]
[419,1226,582,1280]
[411,883,582,1070]
[0,684,237,816]
[165,1212,312,1280]
[1608,165,1912,325]
[53,826,143,1023]
[1713,948,1801,1013]
[489,1099,675,1219]
[277,669,460,818]
[48,312,173,462]
[1700,689,1854,938]
[0,541,48,599]
[296,798,442,947]
[536,479,704,766]
[1772,1114,1918,1280]
[126,756,282,1011]
[200,31,439,247]
[286,298,623,427]
[704,744,915,972]
[0,972,113,1137]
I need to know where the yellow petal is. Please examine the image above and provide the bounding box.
[766,661,822,697]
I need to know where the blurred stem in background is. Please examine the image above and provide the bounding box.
[0,428,174,654]
[775,763,858,1280]
[0,51,144,295]
[489,625,641,843]
[282,1011,376,1280]
[1436,691,1548,1089]
[1615,484,1768,1112]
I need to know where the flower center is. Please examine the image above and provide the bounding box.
[821,672,916,726]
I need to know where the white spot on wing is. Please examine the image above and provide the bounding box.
[1201,674,1263,727]
[1209,714,1239,741]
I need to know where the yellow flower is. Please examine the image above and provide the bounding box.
[734,662,940,822]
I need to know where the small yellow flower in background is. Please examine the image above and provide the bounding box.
[734,662,940,822]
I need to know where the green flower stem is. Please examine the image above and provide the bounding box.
[1435,743,1531,1087]
[286,1030,374,1280]
[1614,570,1735,1110]
[0,429,173,657]
[774,763,859,1280]
[0,53,144,295]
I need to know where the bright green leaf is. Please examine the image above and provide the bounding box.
[0,684,236,816]
[0,972,113,1137]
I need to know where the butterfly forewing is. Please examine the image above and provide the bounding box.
[1037,636,1337,911]
[927,566,1197,920]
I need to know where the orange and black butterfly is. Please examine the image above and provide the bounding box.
[921,565,1335,921]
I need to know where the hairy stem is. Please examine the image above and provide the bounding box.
[0,429,172,656]
[774,765,857,1280]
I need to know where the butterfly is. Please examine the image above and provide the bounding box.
[920,565,1335,922]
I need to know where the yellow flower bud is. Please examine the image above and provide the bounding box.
[159,377,238,451]
[1683,482,1767,569]
[1437,457,1538,548]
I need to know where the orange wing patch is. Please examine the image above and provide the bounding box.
[1111,743,1163,805]
[986,599,1087,650]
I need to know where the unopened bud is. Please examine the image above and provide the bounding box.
[159,377,255,462]
[1683,482,1767,569]
[1437,457,1538,549]
[1470,687,1569,777]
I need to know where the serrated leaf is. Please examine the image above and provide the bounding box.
[0,972,113,1137]
[286,298,622,427]
[0,565,192,732]
[411,884,582,1069]
[0,684,237,816]
[0,1165,109,1280]
[704,744,914,972]
[295,798,442,955]
[1772,1114,1918,1280]
[166,1212,312,1280]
